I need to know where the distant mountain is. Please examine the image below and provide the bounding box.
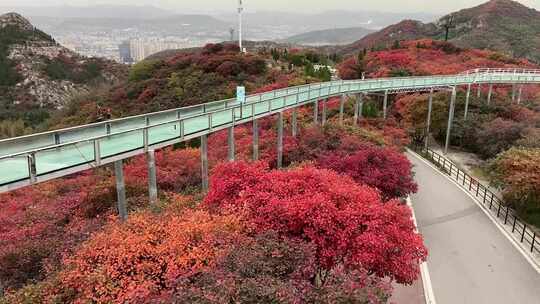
[0,12,127,135]
[283,27,375,46]
[0,5,173,19]
[339,0,540,63]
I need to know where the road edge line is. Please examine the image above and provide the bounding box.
[407,196,437,304]
[407,148,540,274]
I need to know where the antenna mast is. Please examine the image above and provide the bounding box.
[238,0,244,52]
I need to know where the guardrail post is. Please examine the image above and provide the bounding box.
[512,216,517,233]
[253,119,259,161]
[322,98,327,126]
[228,126,235,162]
[521,225,526,242]
[277,111,284,169]
[292,109,298,137]
[444,86,457,154]
[532,233,536,252]
[425,88,434,149]
[114,160,128,221]
[464,84,471,120]
[339,94,345,124]
[383,90,388,119]
[504,206,509,224]
[314,100,319,124]
[201,135,209,193]
[147,149,158,204]
[54,133,60,145]
[487,84,493,105]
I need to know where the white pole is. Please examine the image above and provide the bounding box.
[238,0,243,52]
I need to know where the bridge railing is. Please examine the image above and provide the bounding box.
[411,145,540,256]
[461,68,540,75]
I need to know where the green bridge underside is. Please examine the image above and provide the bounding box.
[1,70,539,192]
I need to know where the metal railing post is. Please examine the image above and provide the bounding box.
[147,149,158,204]
[94,140,101,166]
[28,153,37,184]
[532,233,536,252]
[201,134,209,193]
[114,160,128,221]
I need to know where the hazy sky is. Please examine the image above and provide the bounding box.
[2,0,540,14]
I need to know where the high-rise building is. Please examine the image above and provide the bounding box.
[118,40,134,64]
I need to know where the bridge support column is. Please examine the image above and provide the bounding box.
[147,149,158,204]
[114,160,128,221]
[464,84,471,121]
[487,84,493,105]
[511,84,517,103]
[444,87,457,154]
[477,84,481,98]
[354,95,359,125]
[339,94,345,125]
[252,119,259,161]
[292,109,298,137]
[517,85,523,104]
[314,100,319,124]
[277,112,284,168]
[227,126,235,162]
[201,135,209,193]
[383,90,388,119]
[322,98,327,126]
[425,88,434,149]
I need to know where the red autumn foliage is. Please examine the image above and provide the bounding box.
[124,147,201,193]
[46,209,242,303]
[317,144,418,200]
[204,162,427,284]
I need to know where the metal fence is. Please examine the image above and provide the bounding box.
[411,145,539,255]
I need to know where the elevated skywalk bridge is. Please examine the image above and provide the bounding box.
[1,68,540,193]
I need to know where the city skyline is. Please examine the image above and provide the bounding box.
[2,0,540,14]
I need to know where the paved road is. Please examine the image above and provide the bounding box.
[408,152,540,304]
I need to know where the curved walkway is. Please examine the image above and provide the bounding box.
[408,152,540,304]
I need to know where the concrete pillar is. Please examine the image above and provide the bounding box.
[353,96,359,125]
[114,160,128,221]
[322,98,327,126]
[511,84,516,103]
[358,95,364,121]
[487,84,493,105]
[147,149,158,204]
[252,119,259,161]
[517,85,523,104]
[477,84,481,98]
[201,134,209,193]
[425,88,434,150]
[383,90,389,119]
[227,126,235,162]
[339,94,345,124]
[444,87,457,154]
[292,109,298,137]
[464,84,471,121]
[277,112,284,168]
[314,100,319,124]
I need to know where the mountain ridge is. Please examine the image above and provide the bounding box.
[338,0,540,62]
